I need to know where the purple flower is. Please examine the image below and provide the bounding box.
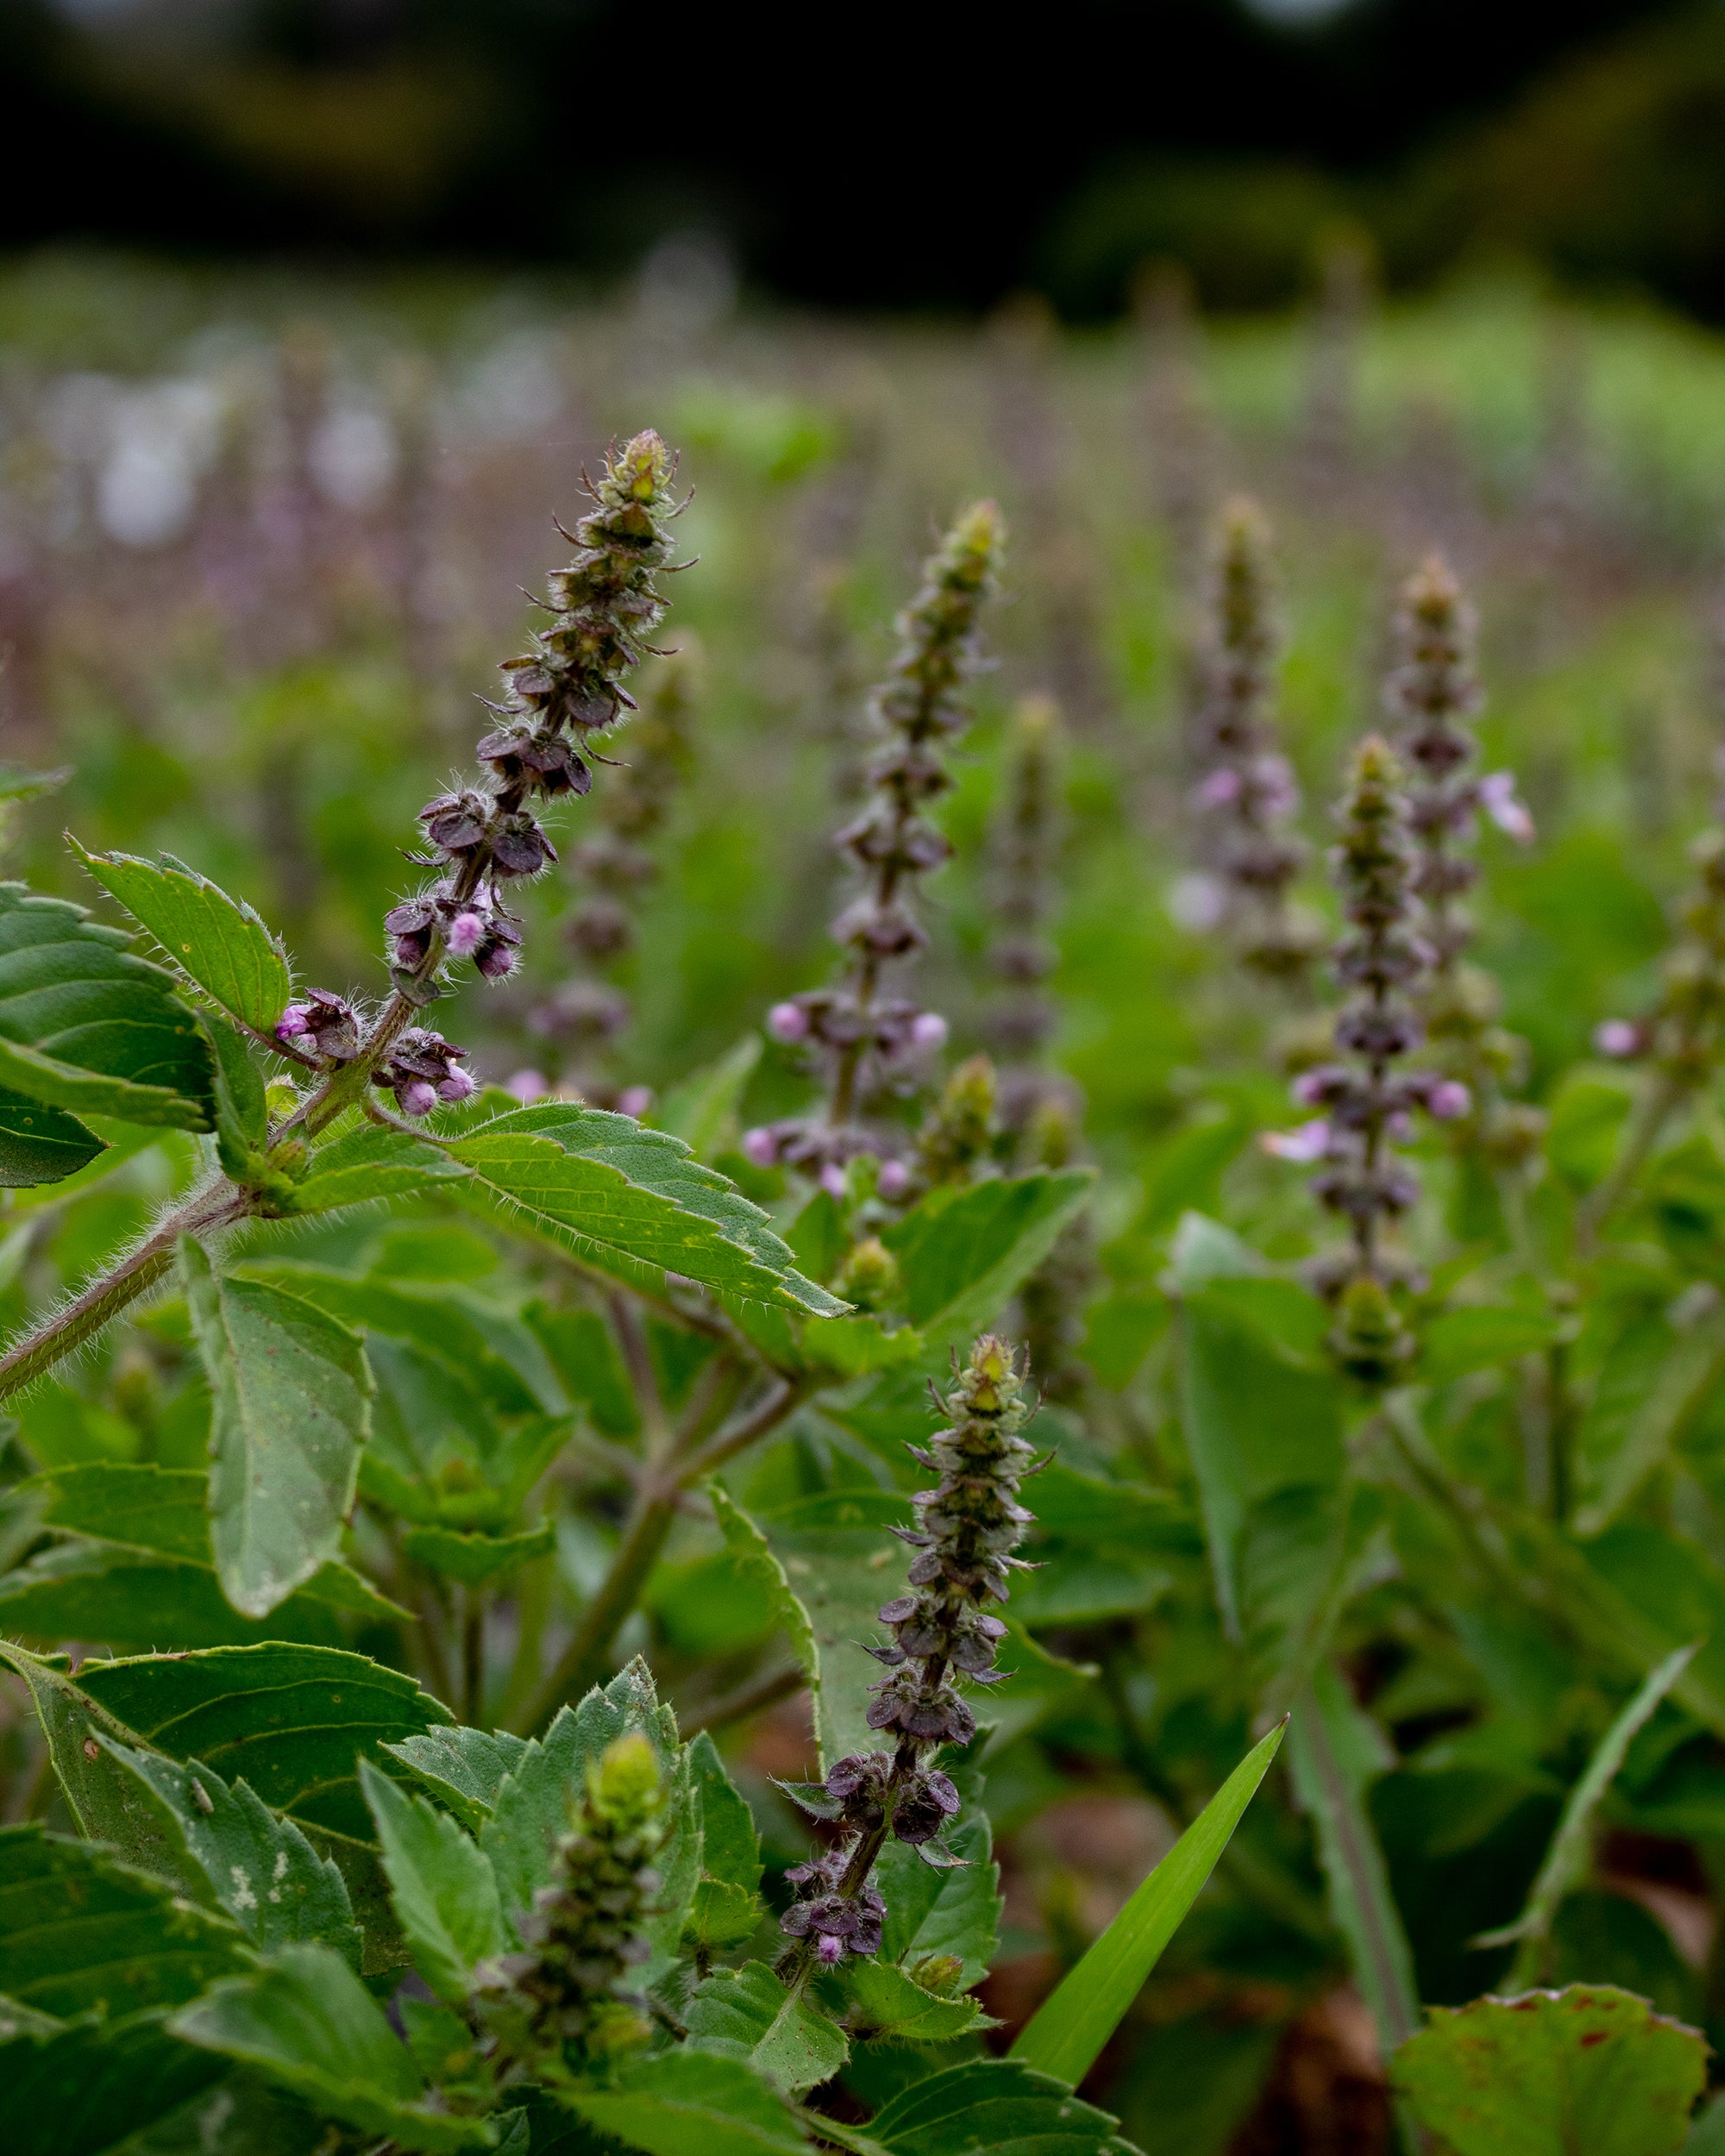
[437,1069,478,1105]
[1195,767,1241,808]
[910,1011,949,1051]
[1426,1079,1471,1120]
[275,1004,310,1040]
[742,1126,779,1169]
[768,1001,810,1044]
[1594,1018,1643,1060]
[1262,1119,1332,1163]
[447,911,486,958]
[618,1085,653,1119]
[1478,770,1534,844]
[506,1069,549,1103]
[820,1162,848,1200]
[398,1080,437,1117]
[877,1158,912,1200]
[816,1934,844,1966]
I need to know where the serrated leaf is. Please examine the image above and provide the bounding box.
[183,1240,373,1618]
[875,1759,1000,1989]
[881,1170,1093,1356]
[0,2009,227,2156]
[565,2043,812,2155]
[1012,1720,1286,2088]
[689,1729,763,1895]
[401,1521,555,1588]
[290,1120,475,1215]
[382,1724,530,1831]
[444,1102,846,1314]
[72,1641,452,1843]
[840,1959,991,2043]
[687,1960,849,2095]
[72,844,292,1041]
[171,1941,495,2153]
[198,1010,268,1182]
[360,1758,507,2003]
[1391,1984,1708,2156]
[867,2057,1132,2156]
[99,1742,361,1965]
[0,881,213,1127]
[0,1539,348,1650]
[0,1822,248,2015]
[710,1481,819,1702]
[0,1087,105,1187]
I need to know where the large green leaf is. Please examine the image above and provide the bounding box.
[360,1758,507,2003]
[564,2044,812,2156]
[0,2010,227,2156]
[0,1823,248,2016]
[687,1727,765,1953]
[0,1539,351,1650]
[686,1960,849,2095]
[402,1521,555,1588]
[0,881,212,1128]
[101,1742,361,1965]
[866,2058,1133,2156]
[881,1169,1094,1356]
[383,1723,530,1832]
[839,1959,991,2044]
[72,1641,452,1842]
[72,844,293,1041]
[183,1241,373,1618]
[443,1101,845,1313]
[709,1481,819,1701]
[1391,1985,1709,2156]
[1011,1720,1286,2088]
[0,1087,105,1188]
[171,1941,496,2153]
[290,1119,475,1214]
[1285,1663,1420,2057]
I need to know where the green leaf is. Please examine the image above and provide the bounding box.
[866,2057,1133,2156]
[183,1240,373,1618]
[881,1170,1094,1357]
[709,1481,819,1704]
[1176,1287,1345,1638]
[840,1959,991,2044]
[564,2044,812,2156]
[72,1641,453,1843]
[1285,1664,1420,2057]
[874,1758,1000,1989]
[1575,1307,1725,1533]
[98,1742,361,1965]
[1687,2096,1725,2153]
[0,1822,248,2015]
[382,1724,530,1832]
[686,1729,764,1952]
[481,1658,684,1934]
[1421,1305,1560,1387]
[655,1033,762,1158]
[1391,1984,1709,2156]
[444,1101,846,1314]
[199,1010,268,1182]
[1011,1719,1287,2088]
[686,1960,849,2095]
[0,2009,227,2156]
[290,1120,475,1215]
[72,844,293,1041]
[360,1758,507,2003]
[1474,1642,1700,1975]
[171,1940,496,2153]
[0,1087,104,1188]
[401,1521,556,1589]
[0,881,212,1128]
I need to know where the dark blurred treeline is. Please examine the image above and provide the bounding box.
[7,0,1725,317]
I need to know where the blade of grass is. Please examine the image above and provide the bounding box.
[1009,1718,1286,2088]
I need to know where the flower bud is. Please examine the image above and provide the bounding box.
[437,1069,477,1104]
[742,1126,780,1169]
[876,1157,912,1200]
[910,1011,949,1051]
[398,1080,437,1117]
[447,911,486,958]
[768,1000,810,1044]
[1594,1019,1643,1060]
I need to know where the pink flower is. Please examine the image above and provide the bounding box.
[742,1126,779,1169]
[1478,771,1534,844]
[1261,1119,1332,1163]
[877,1159,912,1200]
[475,941,517,980]
[1593,1019,1643,1060]
[1426,1079,1471,1121]
[398,1080,437,1117]
[618,1085,653,1119]
[505,1069,548,1104]
[768,1001,809,1044]
[1195,768,1241,808]
[436,1069,477,1105]
[816,1934,845,1966]
[820,1162,848,1200]
[275,1004,310,1039]
[910,1011,949,1051]
[446,911,486,958]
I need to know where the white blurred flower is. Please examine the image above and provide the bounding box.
[1478,771,1534,844]
[1261,1119,1332,1163]
[310,404,397,511]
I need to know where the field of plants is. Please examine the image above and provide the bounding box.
[9,248,1725,2153]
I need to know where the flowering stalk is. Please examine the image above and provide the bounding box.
[476,1731,663,2080]
[986,694,1063,1126]
[745,503,1004,1190]
[777,1335,1032,1982]
[524,649,697,1105]
[1267,738,1465,1382]
[274,432,683,1135]
[1190,499,1316,983]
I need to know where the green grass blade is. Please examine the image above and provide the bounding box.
[1009,1717,1285,2086]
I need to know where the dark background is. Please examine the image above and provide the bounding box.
[8,0,1725,316]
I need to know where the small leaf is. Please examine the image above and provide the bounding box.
[1421,1305,1559,1387]
[72,843,293,1041]
[97,1741,361,1965]
[183,1240,373,1618]
[0,1087,104,1188]
[564,2043,813,2155]
[0,2009,227,2156]
[171,1940,496,2153]
[866,2056,1132,2156]
[1011,1719,1286,2088]
[383,1724,530,1831]
[1391,1984,1709,2156]
[840,1959,991,2044]
[690,1729,763,1895]
[198,1009,268,1182]
[360,1758,508,2003]
[687,1960,849,2095]
[0,1822,249,2016]
[444,1101,847,1313]
[0,880,212,1128]
[401,1521,556,1589]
